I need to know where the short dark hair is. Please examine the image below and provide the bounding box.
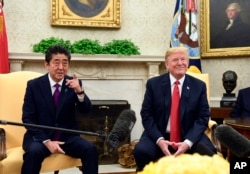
[45,45,71,63]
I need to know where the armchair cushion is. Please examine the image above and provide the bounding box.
[0,147,81,173]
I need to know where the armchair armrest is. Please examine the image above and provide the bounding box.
[205,120,221,153]
[0,128,7,161]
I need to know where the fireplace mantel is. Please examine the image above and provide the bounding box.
[9,52,164,62]
[9,52,165,78]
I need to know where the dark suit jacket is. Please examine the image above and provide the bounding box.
[22,73,91,146]
[231,87,250,118]
[140,72,210,145]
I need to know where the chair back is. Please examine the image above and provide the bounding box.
[0,71,42,149]
[186,71,210,105]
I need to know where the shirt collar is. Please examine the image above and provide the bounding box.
[169,73,185,86]
[48,74,63,88]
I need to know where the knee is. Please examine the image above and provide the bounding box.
[88,143,98,154]
[23,143,49,161]
[26,143,47,155]
[134,143,148,159]
[81,142,98,156]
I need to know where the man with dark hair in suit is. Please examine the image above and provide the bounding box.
[231,86,250,118]
[21,45,98,174]
[211,2,250,48]
[134,47,216,172]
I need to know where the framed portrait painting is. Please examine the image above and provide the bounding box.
[51,0,121,28]
[200,0,250,58]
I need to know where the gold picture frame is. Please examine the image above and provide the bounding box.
[51,0,121,28]
[200,0,250,58]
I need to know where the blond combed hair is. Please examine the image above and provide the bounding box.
[165,47,189,61]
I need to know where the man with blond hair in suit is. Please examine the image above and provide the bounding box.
[134,47,216,171]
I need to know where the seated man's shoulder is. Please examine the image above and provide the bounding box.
[239,87,250,93]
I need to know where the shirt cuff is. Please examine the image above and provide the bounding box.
[77,94,84,102]
[156,137,164,144]
[43,139,50,144]
[184,139,193,149]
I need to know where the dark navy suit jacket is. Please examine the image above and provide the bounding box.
[140,72,210,145]
[231,87,250,118]
[22,73,91,146]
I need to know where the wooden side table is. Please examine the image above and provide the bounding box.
[224,118,250,161]
[210,107,232,124]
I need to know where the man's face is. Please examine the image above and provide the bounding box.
[165,52,189,79]
[45,53,69,82]
[223,73,237,94]
[226,7,239,20]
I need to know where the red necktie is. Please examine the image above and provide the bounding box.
[170,80,181,143]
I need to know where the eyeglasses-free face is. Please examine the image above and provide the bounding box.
[165,52,189,80]
[45,53,69,82]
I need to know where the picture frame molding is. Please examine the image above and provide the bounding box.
[200,0,250,58]
[51,0,121,28]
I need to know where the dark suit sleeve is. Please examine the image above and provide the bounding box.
[141,76,168,143]
[22,80,49,141]
[231,90,243,118]
[75,79,92,113]
[231,88,250,118]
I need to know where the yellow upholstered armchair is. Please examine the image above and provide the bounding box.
[186,71,221,153]
[0,71,81,174]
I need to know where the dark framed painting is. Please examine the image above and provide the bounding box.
[200,0,250,58]
[50,0,121,28]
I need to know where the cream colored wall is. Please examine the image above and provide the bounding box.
[4,0,174,55]
[3,0,250,102]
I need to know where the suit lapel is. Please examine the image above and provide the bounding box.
[40,74,56,116]
[56,76,73,118]
[56,80,68,114]
[161,73,171,123]
[180,75,191,118]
